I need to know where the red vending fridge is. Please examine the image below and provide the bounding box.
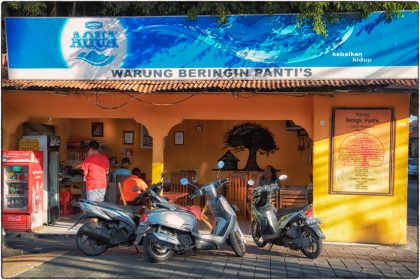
[2,151,44,232]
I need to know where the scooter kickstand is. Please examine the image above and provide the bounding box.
[267,243,274,251]
[135,245,140,253]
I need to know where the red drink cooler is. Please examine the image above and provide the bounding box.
[2,151,44,232]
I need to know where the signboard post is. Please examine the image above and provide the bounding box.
[330,108,394,195]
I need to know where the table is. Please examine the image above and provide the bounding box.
[163,192,189,203]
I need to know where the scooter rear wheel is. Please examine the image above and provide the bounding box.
[251,221,267,248]
[75,222,108,256]
[143,233,174,263]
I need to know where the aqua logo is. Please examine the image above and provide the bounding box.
[85,21,103,29]
[70,31,118,51]
[62,18,127,68]
[68,20,121,66]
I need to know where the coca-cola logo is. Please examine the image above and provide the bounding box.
[6,216,21,222]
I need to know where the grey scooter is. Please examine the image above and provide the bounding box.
[134,161,246,262]
[249,175,325,259]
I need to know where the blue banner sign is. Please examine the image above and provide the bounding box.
[5,12,418,80]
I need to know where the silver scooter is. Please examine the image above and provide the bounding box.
[249,175,325,259]
[134,161,246,262]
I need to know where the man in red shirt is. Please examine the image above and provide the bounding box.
[82,141,110,202]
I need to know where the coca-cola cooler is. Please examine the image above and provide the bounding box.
[2,151,44,232]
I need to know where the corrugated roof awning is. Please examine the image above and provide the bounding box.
[1,79,418,93]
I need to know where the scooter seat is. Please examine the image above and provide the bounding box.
[276,207,305,218]
[95,201,139,214]
[179,205,202,221]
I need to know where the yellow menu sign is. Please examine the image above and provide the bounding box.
[330,108,394,195]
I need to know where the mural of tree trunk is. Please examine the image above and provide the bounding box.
[224,122,279,171]
[245,146,260,170]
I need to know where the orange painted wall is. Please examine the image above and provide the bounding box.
[2,91,314,183]
[17,118,310,186]
[165,120,311,185]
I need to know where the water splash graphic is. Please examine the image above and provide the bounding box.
[76,50,115,66]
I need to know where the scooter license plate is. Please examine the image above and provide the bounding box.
[306,217,319,226]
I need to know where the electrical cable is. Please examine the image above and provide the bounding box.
[81,92,139,110]
[124,92,196,106]
[81,91,196,109]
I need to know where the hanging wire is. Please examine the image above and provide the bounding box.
[81,91,196,109]
[81,92,140,110]
[124,92,196,106]
[234,93,258,98]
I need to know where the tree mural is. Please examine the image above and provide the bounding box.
[339,132,385,168]
[224,122,278,171]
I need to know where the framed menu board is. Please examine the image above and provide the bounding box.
[330,108,394,195]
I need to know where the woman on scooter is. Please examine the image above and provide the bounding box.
[255,165,278,187]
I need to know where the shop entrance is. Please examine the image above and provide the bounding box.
[15,117,153,218]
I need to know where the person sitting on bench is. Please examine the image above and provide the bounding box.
[120,168,148,205]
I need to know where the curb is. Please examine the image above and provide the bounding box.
[1,245,30,257]
[6,232,76,239]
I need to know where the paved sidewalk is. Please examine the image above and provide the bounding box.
[2,213,418,278]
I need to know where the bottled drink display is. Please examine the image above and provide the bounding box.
[4,165,28,209]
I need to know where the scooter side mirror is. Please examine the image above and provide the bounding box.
[180,178,189,186]
[278,174,288,181]
[248,179,255,186]
[132,186,141,192]
[217,161,225,169]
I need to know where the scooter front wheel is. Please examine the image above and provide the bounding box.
[251,221,267,248]
[143,233,174,263]
[301,226,323,259]
[229,231,246,257]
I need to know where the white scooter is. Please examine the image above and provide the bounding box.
[134,161,246,262]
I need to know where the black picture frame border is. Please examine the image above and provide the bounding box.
[91,122,104,137]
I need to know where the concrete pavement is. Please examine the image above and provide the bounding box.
[2,213,418,279]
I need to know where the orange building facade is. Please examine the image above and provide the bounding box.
[1,84,415,245]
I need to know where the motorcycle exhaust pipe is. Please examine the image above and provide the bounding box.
[80,223,111,243]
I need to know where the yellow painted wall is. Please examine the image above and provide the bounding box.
[312,94,410,244]
[165,120,311,185]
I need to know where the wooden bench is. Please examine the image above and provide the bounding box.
[227,172,249,218]
[169,170,197,206]
[279,186,308,209]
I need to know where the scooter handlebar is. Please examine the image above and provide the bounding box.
[189,178,229,199]
[217,178,229,187]
[261,183,280,192]
[133,182,163,204]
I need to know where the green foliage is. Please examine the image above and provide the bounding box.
[3,1,48,16]
[291,1,419,36]
[1,1,418,37]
